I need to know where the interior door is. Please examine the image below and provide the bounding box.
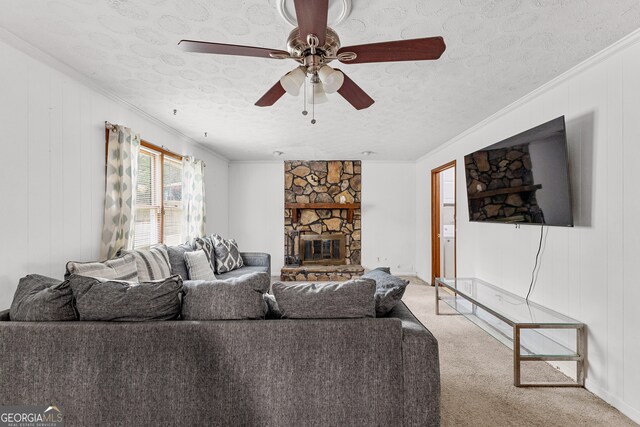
[431,161,456,286]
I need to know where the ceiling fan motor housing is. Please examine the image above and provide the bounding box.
[287,27,341,63]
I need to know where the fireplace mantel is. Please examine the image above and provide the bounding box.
[285,202,361,223]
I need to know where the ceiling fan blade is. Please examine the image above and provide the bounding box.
[294,0,329,46]
[178,40,289,59]
[338,37,446,64]
[335,70,374,110]
[255,81,286,107]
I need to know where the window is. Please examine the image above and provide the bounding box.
[133,142,183,249]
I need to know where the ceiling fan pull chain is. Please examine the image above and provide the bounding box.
[311,81,316,124]
[302,74,308,116]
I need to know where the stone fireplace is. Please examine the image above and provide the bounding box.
[281,160,364,281]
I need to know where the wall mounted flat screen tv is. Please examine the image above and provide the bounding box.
[464,116,573,227]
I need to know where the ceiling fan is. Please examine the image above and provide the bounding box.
[178,0,445,113]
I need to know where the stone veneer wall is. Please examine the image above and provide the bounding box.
[465,144,543,223]
[284,161,361,266]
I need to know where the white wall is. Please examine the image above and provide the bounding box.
[0,33,229,310]
[361,162,416,274]
[228,162,285,274]
[228,161,417,276]
[415,31,640,423]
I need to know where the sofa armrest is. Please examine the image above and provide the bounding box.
[240,252,271,277]
[0,310,9,321]
[387,302,441,427]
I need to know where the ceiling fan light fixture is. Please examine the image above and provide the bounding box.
[310,82,328,104]
[280,67,306,96]
[318,65,344,93]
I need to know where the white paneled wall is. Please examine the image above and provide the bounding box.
[0,35,229,310]
[361,162,416,274]
[415,32,640,423]
[228,162,285,274]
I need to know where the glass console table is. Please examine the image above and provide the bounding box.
[435,277,586,387]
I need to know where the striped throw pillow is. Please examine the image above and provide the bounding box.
[65,253,138,281]
[184,250,216,281]
[124,245,172,282]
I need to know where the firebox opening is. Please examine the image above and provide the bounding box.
[300,233,346,266]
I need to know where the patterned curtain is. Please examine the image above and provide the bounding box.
[182,156,206,242]
[100,125,140,260]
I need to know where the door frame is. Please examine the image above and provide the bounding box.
[431,160,457,286]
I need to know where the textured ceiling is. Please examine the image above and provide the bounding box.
[1,0,639,160]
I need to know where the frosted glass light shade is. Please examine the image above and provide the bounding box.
[311,83,328,104]
[318,65,344,93]
[280,67,306,96]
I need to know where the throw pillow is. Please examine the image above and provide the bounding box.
[181,272,270,320]
[166,243,194,280]
[10,274,77,321]
[362,269,409,316]
[211,234,244,274]
[68,274,183,321]
[184,250,216,281]
[272,279,376,319]
[263,293,282,319]
[65,253,138,281]
[193,235,216,272]
[122,244,172,282]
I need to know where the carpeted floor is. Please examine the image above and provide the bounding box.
[401,277,637,427]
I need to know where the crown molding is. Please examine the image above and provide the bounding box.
[417,27,640,162]
[0,27,229,163]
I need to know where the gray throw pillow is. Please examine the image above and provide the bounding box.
[69,274,183,321]
[181,272,270,320]
[263,293,282,319]
[272,279,376,319]
[65,253,138,281]
[362,269,409,316]
[184,250,216,281]
[121,245,172,281]
[167,243,194,280]
[211,234,244,274]
[10,275,77,321]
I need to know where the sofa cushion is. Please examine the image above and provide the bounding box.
[167,243,193,280]
[10,275,77,321]
[362,268,409,316]
[181,272,269,320]
[68,274,183,321]
[184,250,216,281]
[122,245,172,281]
[216,266,269,280]
[65,253,138,281]
[211,234,244,274]
[272,279,376,319]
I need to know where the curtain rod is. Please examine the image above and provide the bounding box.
[105,121,206,167]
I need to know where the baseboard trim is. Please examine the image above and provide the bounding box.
[584,380,640,424]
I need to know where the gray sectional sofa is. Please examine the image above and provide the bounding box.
[0,302,440,426]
